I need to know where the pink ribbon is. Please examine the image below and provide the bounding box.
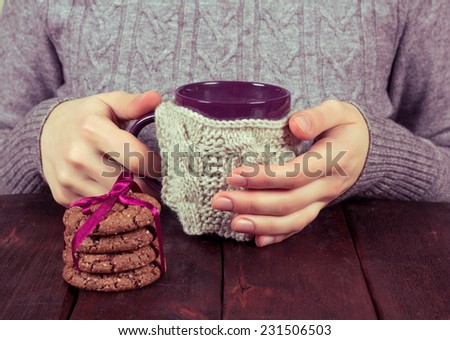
[69,170,165,273]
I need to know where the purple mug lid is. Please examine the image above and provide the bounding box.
[175,81,290,120]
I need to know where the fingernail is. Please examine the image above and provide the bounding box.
[212,197,233,211]
[234,218,255,233]
[294,115,311,132]
[227,174,247,187]
[258,236,275,247]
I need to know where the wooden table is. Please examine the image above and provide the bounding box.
[0,194,449,320]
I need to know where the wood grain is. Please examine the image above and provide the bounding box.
[344,200,450,319]
[70,207,223,319]
[222,206,377,319]
[3,193,446,320]
[0,194,70,319]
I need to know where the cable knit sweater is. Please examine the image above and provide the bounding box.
[0,0,449,202]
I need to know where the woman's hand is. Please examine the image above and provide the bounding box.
[212,100,369,246]
[41,90,161,206]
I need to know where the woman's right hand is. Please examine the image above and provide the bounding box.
[41,90,162,206]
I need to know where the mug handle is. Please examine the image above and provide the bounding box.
[128,112,162,193]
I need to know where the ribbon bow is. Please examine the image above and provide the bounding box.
[69,170,165,273]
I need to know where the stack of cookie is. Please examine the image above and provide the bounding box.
[62,192,163,292]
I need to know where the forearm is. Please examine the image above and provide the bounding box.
[0,0,63,194]
[341,1,450,203]
[341,109,450,202]
[0,98,71,194]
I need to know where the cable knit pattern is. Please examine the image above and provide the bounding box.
[0,98,69,194]
[1,0,450,204]
[156,101,300,240]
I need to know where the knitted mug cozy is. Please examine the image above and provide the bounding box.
[155,101,301,241]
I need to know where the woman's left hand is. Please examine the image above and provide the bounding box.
[212,100,369,246]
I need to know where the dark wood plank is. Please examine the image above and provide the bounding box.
[0,194,72,319]
[70,207,223,319]
[344,200,450,319]
[223,205,377,319]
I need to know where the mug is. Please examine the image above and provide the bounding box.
[130,81,300,241]
[130,80,290,131]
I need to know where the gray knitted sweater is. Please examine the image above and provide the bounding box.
[0,0,449,202]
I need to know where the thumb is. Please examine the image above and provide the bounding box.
[97,90,162,122]
[288,100,357,140]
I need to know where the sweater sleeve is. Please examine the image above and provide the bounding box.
[341,0,450,202]
[0,0,66,194]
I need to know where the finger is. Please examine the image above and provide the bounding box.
[230,201,325,236]
[227,145,328,189]
[85,152,123,189]
[228,132,352,190]
[48,171,96,206]
[68,144,161,199]
[58,164,110,200]
[288,100,360,141]
[255,232,297,247]
[49,184,83,207]
[64,143,121,190]
[212,179,331,216]
[72,178,110,198]
[97,90,162,121]
[79,151,161,198]
[82,115,161,177]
